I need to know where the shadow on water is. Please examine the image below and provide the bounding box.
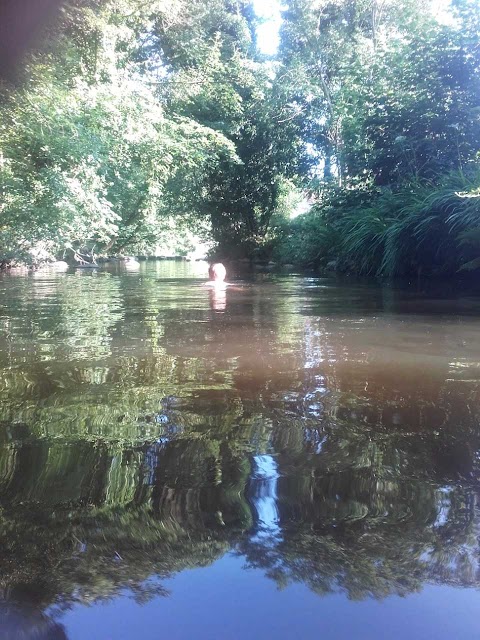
[0,602,67,640]
[0,262,480,633]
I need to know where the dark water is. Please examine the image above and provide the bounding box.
[1,261,480,639]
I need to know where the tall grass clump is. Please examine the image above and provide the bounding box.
[379,172,480,276]
[274,170,480,277]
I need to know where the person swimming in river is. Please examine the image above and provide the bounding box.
[205,263,229,310]
[204,262,243,310]
[208,262,227,283]
[206,262,227,286]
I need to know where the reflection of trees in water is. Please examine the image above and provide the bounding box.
[238,514,478,600]
[0,273,479,615]
[239,465,480,598]
[0,403,479,611]
[0,275,478,451]
[0,479,230,607]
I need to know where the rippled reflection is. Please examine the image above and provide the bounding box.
[250,455,281,542]
[0,263,480,632]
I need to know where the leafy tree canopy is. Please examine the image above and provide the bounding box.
[0,0,479,273]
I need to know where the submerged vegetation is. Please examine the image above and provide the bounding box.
[0,0,479,272]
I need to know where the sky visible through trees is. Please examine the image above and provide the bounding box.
[254,0,455,55]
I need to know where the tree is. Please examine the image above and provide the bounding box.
[274,0,480,275]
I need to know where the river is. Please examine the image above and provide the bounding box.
[0,260,480,639]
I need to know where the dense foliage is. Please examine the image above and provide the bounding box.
[0,0,306,264]
[0,0,479,272]
[273,0,480,276]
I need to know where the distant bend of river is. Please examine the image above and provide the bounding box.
[0,260,480,640]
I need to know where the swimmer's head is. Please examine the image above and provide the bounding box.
[209,263,226,282]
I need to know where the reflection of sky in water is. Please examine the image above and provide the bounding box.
[57,555,480,640]
[434,486,453,528]
[251,454,281,542]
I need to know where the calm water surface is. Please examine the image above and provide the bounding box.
[1,261,480,639]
